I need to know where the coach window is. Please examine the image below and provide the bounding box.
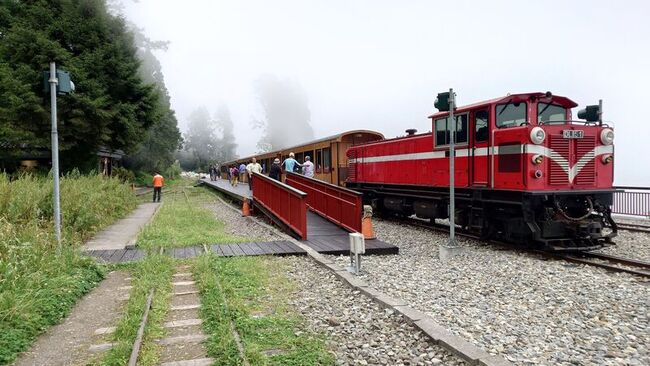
[323,147,331,172]
[537,103,567,123]
[496,101,527,128]
[435,117,449,146]
[475,110,489,142]
[316,149,322,173]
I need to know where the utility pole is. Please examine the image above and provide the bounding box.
[434,88,459,259]
[448,88,456,248]
[49,62,62,254]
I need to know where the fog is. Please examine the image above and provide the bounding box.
[122,0,650,185]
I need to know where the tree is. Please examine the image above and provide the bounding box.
[121,22,182,173]
[252,74,314,152]
[182,107,219,170]
[0,0,161,171]
[214,104,237,162]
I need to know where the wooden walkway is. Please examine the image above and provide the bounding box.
[200,178,400,256]
[85,241,307,263]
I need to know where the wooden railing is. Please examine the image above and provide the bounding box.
[285,172,363,233]
[251,172,307,239]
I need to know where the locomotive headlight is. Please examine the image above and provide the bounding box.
[602,154,613,164]
[600,128,614,145]
[530,127,546,145]
[531,154,544,165]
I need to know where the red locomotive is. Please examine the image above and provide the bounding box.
[346,92,617,251]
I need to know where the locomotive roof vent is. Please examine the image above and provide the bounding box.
[405,129,417,136]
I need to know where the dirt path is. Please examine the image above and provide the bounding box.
[13,271,132,366]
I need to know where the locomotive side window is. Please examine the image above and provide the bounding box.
[435,115,468,146]
[475,109,489,142]
[537,103,567,123]
[435,117,449,146]
[454,114,468,144]
[496,102,527,128]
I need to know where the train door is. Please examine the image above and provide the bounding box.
[471,109,489,186]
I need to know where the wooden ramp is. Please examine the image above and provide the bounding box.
[302,212,399,255]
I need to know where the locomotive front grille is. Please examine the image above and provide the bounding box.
[549,135,570,185]
[347,150,356,181]
[575,136,596,185]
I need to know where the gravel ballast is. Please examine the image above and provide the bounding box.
[279,256,467,366]
[329,219,650,366]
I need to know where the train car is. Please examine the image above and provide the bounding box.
[346,92,617,251]
[221,130,384,186]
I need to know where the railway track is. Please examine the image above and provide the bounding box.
[390,216,650,279]
[617,222,650,233]
[554,252,650,278]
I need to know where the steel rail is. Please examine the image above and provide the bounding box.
[617,223,650,233]
[128,288,155,366]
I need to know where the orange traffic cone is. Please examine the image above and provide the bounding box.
[242,198,251,217]
[362,205,375,239]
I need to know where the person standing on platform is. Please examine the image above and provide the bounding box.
[282,152,302,177]
[269,158,282,181]
[246,158,262,190]
[302,156,314,178]
[230,165,239,187]
[152,171,164,203]
[239,162,247,184]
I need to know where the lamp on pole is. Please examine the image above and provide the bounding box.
[434,88,458,254]
[43,62,74,255]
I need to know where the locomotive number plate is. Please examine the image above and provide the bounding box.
[562,130,584,139]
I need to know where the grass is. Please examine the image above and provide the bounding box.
[0,172,136,365]
[100,255,175,366]
[194,255,334,365]
[136,181,253,249]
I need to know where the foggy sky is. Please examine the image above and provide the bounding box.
[122,0,650,185]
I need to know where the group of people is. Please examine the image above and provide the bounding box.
[224,152,315,189]
[148,152,315,202]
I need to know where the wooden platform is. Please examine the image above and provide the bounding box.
[302,212,398,255]
[200,178,251,200]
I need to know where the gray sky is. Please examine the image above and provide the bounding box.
[123,0,650,185]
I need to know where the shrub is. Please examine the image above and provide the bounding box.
[0,173,137,364]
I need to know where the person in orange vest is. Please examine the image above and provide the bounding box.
[152,171,164,202]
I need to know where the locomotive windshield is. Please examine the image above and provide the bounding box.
[537,103,567,123]
[496,102,527,128]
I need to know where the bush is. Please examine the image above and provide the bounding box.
[112,167,135,183]
[0,173,137,364]
[165,160,182,180]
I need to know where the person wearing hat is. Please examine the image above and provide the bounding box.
[269,158,282,181]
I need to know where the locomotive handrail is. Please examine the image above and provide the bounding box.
[251,172,307,239]
[538,120,611,127]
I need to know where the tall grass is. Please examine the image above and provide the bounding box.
[0,172,137,364]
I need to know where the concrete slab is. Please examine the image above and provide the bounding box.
[164,319,202,328]
[161,358,215,366]
[156,334,209,345]
[83,203,160,251]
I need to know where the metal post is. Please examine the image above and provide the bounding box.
[598,99,603,126]
[448,88,456,247]
[49,62,62,253]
